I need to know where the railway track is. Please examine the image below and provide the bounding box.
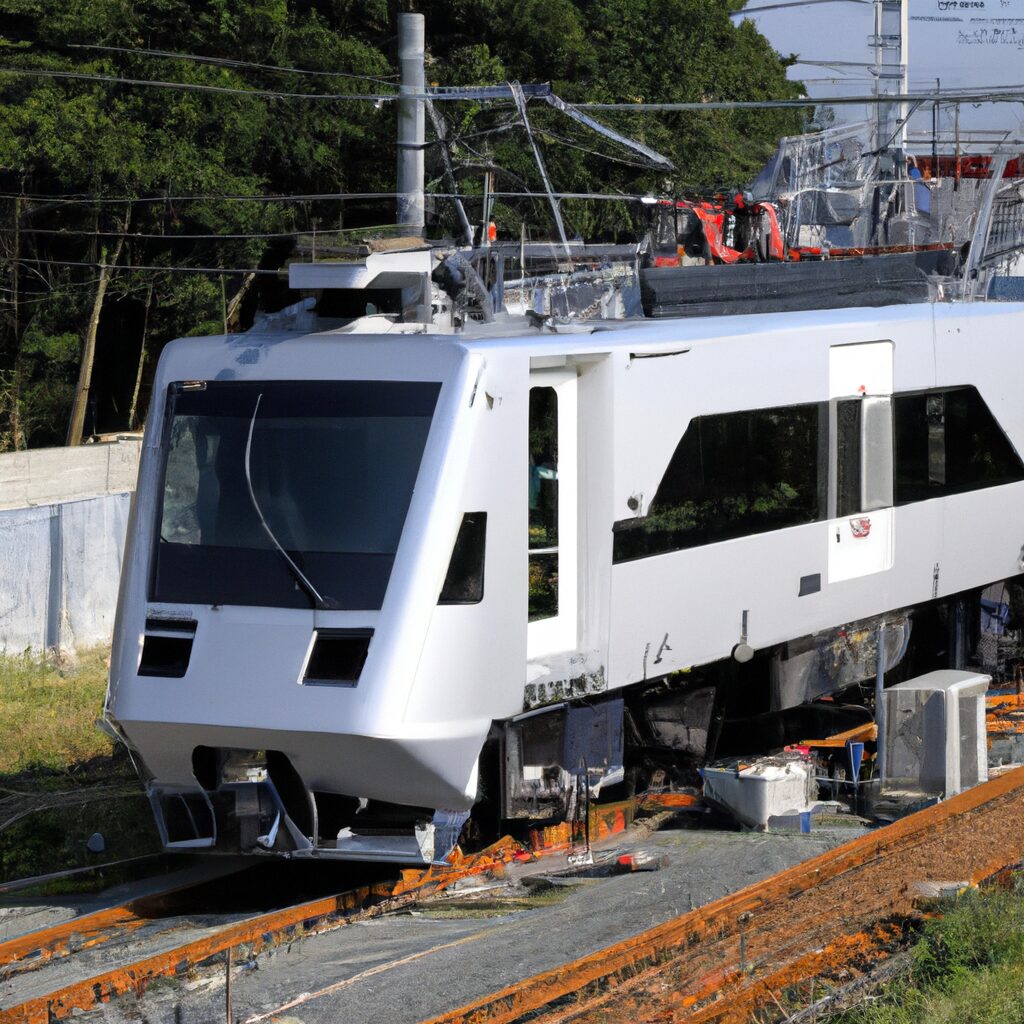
[0,840,524,1023]
[3,758,1023,1022]
[428,764,1024,1024]
[0,793,685,1023]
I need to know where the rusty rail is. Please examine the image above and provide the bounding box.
[0,837,527,1023]
[0,789,686,1022]
[425,765,1024,1024]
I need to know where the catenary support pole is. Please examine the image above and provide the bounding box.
[425,98,473,246]
[397,13,425,237]
[510,81,571,258]
[875,623,887,785]
[872,0,907,157]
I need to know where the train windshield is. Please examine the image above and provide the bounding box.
[152,379,441,610]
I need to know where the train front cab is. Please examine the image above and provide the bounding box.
[106,335,536,864]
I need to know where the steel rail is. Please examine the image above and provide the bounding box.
[424,765,1024,1024]
[0,791,695,1021]
[0,904,145,983]
[0,864,247,983]
[0,853,162,896]
[0,838,525,1023]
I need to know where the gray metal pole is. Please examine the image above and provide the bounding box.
[510,81,571,258]
[962,153,1008,301]
[872,0,906,157]
[875,623,887,785]
[397,13,425,237]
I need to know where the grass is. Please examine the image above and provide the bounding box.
[828,880,1024,1024]
[0,646,163,883]
[0,646,114,773]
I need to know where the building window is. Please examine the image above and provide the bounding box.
[894,386,1024,504]
[614,403,823,562]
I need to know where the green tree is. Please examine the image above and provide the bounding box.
[0,0,803,448]
[0,0,393,446]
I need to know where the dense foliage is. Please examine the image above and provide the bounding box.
[0,0,803,448]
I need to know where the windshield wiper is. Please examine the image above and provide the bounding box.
[243,394,338,611]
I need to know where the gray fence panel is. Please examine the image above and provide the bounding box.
[0,506,52,652]
[60,494,131,651]
[0,493,131,654]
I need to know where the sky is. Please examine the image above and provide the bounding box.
[736,0,1024,145]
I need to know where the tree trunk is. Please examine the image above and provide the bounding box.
[7,195,25,450]
[225,271,257,331]
[66,217,127,446]
[128,280,154,431]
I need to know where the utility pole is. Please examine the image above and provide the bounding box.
[397,12,425,237]
[872,0,909,159]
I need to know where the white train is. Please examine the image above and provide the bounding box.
[102,282,1024,861]
[104,133,1024,863]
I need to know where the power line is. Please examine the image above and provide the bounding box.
[791,60,880,69]
[0,189,665,206]
[0,190,401,205]
[0,65,395,102]
[25,227,322,241]
[67,43,399,87]
[577,89,1024,111]
[0,67,542,104]
[13,256,281,276]
[0,275,105,295]
[534,128,663,171]
[10,63,1024,112]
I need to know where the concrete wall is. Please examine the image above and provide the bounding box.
[0,438,142,653]
[0,436,141,511]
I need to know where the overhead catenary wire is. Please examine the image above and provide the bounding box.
[534,127,667,171]
[737,0,872,12]
[0,65,396,102]
[0,280,107,303]
[12,256,283,276]
[5,62,1024,111]
[0,191,408,204]
[66,43,399,86]
[22,227,333,240]
[10,244,663,277]
[577,88,1024,111]
[0,190,681,206]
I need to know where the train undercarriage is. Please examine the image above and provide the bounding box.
[155,578,1021,864]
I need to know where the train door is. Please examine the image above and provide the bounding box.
[527,368,578,658]
[827,341,895,582]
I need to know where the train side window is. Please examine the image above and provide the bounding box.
[894,386,1024,504]
[439,513,487,604]
[835,396,893,517]
[529,387,559,621]
[613,403,822,562]
[945,387,1024,491]
[835,399,862,518]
